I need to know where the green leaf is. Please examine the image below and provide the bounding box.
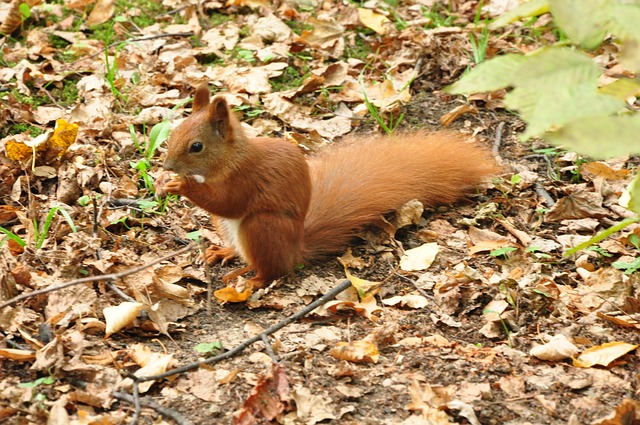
[194,342,223,354]
[148,121,171,160]
[609,3,640,41]
[0,227,26,247]
[623,173,640,214]
[492,47,625,138]
[446,53,527,94]
[19,2,31,20]
[489,0,549,29]
[489,246,518,257]
[549,0,609,49]
[546,113,640,159]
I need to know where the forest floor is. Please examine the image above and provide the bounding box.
[0,0,639,424]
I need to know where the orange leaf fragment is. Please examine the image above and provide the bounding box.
[214,286,253,303]
[0,348,36,361]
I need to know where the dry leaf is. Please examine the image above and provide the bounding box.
[329,340,379,363]
[357,8,392,35]
[233,364,291,424]
[574,341,638,368]
[87,0,115,26]
[399,242,439,271]
[382,294,429,309]
[0,348,36,361]
[103,302,145,337]
[530,334,580,361]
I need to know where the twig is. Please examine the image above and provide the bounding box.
[0,244,196,310]
[534,183,556,207]
[114,390,193,425]
[135,279,353,382]
[261,333,279,363]
[492,121,505,160]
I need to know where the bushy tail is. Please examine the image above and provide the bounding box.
[301,131,499,262]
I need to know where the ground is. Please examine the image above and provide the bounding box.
[0,1,639,424]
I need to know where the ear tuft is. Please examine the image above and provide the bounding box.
[192,84,211,113]
[209,95,230,122]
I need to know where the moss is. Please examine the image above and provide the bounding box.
[2,123,44,139]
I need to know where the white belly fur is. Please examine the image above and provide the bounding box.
[219,218,246,259]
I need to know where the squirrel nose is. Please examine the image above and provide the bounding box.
[163,159,175,171]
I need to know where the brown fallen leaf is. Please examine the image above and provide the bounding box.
[233,364,292,424]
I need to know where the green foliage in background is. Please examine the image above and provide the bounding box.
[447,0,640,159]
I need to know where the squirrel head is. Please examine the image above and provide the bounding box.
[163,84,247,182]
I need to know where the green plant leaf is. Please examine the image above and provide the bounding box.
[549,0,609,49]
[598,77,640,100]
[623,173,640,214]
[0,227,26,247]
[609,3,640,41]
[19,2,31,20]
[148,121,171,160]
[546,113,640,159]
[446,53,527,94]
[489,0,549,29]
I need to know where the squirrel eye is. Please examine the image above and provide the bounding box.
[190,141,203,153]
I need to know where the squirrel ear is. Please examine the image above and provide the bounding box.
[192,84,211,113]
[209,95,230,123]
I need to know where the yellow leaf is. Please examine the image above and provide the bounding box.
[49,119,78,157]
[5,140,34,162]
[358,8,391,35]
[573,341,638,368]
[342,267,380,299]
[214,286,253,303]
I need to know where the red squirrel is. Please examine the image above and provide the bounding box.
[158,84,499,289]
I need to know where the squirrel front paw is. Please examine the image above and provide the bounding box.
[154,171,186,197]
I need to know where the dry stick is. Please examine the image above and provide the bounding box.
[0,244,196,310]
[534,183,556,207]
[114,391,193,425]
[492,121,505,160]
[261,333,279,363]
[134,278,353,383]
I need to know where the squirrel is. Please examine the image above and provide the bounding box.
[157,84,499,289]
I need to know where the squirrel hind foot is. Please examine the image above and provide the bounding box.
[203,245,237,265]
[221,267,271,289]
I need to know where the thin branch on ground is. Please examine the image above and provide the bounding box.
[134,279,353,382]
[114,390,193,425]
[0,244,196,310]
[492,121,505,160]
[534,183,556,207]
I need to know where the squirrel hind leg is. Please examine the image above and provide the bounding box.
[240,213,304,286]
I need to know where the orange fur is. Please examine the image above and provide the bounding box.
[161,84,499,288]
